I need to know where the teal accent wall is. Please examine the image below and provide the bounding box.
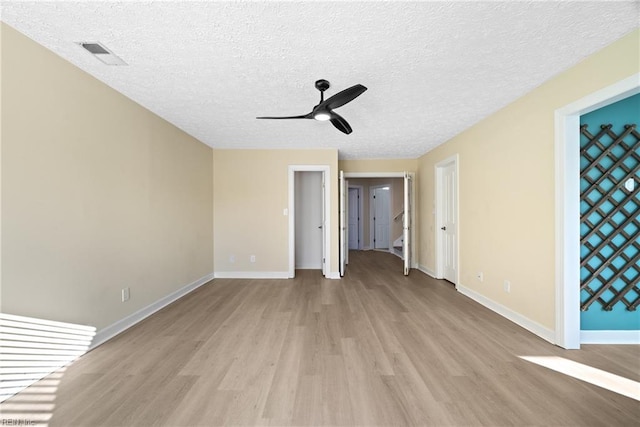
[580,93,639,331]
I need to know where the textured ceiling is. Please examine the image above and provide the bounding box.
[1,1,638,159]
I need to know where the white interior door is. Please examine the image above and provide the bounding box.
[403,172,412,275]
[345,178,349,265]
[348,188,359,250]
[373,186,390,249]
[321,172,327,276]
[441,162,457,283]
[339,170,346,276]
[295,172,323,269]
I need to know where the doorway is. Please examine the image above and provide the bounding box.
[435,155,459,285]
[295,171,323,269]
[340,172,415,276]
[288,165,331,278]
[555,73,639,348]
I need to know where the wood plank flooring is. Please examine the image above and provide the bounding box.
[2,251,639,426]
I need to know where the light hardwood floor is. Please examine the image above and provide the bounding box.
[2,251,639,426]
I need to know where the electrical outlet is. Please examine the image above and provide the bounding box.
[503,280,511,293]
[121,287,130,302]
[477,272,483,282]
[250,255,256,263]
[229,254,235,263]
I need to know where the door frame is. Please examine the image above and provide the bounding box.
[403,172,414,276]
[554,73,639,349]
[348,185,364,250]
[370,184,392,251]
[435,154,460,287]
[289,165,331,278]
[344,172,416,269]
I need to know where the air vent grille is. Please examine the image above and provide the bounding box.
[76,41,127,66]
[81,43,109,55]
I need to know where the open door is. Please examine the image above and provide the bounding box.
[345,178,349,266]
[339,170,347,276]
[403,172,412,275]
[321,172,327,276]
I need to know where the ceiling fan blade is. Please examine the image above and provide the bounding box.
[256,114,311,119]
[321,84,367,110]
[329,113,352,135]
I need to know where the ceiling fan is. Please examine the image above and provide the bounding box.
[256,79,367,134]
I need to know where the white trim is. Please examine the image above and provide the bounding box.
[580,330,640,345]
[418,264,437,278]
[91,272,214,350]
[434,154,460,286]
[326,271,341,280]
[403,171,415,275]
[348,184,365,250]
[458,284,555,344]
[554,73,640,349]
[339,170,346,276]
[214,271,288,279]
[289,165,332,279]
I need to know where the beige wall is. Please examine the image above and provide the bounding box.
[339,158,417,173]
[0,24,214,330]
[418,29,639,330]
[213,149,338,275]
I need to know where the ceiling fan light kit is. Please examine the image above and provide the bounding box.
[257,79,367,134]
[313,112,331,121]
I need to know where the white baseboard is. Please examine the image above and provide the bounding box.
[1,273,213,403]
[326,271,341,279]
[91,272,214,350]
[580,330,640,344]
[457,284,555,344]
[417,264,436,278]
[214,271,289,279]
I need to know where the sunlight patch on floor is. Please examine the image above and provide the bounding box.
[0,313,96,426]
[520,356,640,401]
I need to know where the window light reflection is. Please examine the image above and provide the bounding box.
[520,356,640,401]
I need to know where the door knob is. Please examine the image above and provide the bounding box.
[441,226,446,231]
[318,225,323,229]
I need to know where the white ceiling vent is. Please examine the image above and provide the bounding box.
[78,42,127,66]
